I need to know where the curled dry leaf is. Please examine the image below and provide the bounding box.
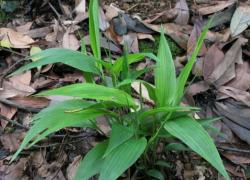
[83,35,121,53]
[186,81,210,96]
[9,96,50,109]
[217,86,250,106]
[62,29,80,50]
[0,131,25,152]
[214,99,250,144]
[0,81,35,99]
[15,22,33,34]
[187,18,207,56]
[66,156,82,180]
[230,6,250,37]
[145,23,192,49]
[122,33,139,53]
[174,0,189,25]
[205,38,246,87]
[0,103,17,128]
[131,82,154,104]
[104,4,123,21]
[225,61,250,90]
[144,9,178,24]
[75,0,86,14]
[0,28,34,48]
[203,44,224,81]
[99,7,110,31]
[223,151,250,164]
[194,1,236,15]
[0,158,27,180]
[137,33,155,41]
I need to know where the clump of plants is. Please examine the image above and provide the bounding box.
[10,1,230,180]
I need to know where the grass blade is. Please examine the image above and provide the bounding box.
[164,116,229,180]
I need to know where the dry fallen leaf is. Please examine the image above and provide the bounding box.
[194,1,235,15]
[66,156,82,180]
[0,103,17,128]
[0,131,24,152]
[187,18,207,56]
[9,96,50,109]
[0,158,27,180]
[205,38,247,87]
[145,23,192,49]
[174,0,189,25]
[0,80,35,99]
[0,28,34,48]
[75,0,86,14]
[62,29,80,50]
[230,6,250,37]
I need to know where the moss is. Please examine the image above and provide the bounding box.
[139,34,184,58]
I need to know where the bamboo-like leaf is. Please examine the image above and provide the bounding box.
[11,100,107,162]
[74,141,108,180]
[10,48,99,76]
[99,137,147,180]
[112,53,157,76]
[175,20,211,105]
[103,124,134,157]
[155,29,176,107]
[89,0,101,59]
[38,83,137,108]
[138,106,199,121]
[164,116,229,180]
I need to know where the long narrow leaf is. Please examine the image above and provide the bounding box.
[175,20,211,105]
[113,53,157,76]
[103,124,134,157]
[38,83,137,108]
[155,29,176,107]
[10,48,99,76]
[11,100,107,162]
[89,0,101,59]
[74,141,108,180]
[164,116,229,180]
[99,137,147,180]
[138,106,200,121]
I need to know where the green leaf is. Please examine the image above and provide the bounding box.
[155,28,176,107]
[11,99,107,162]
[74,141,108,180]
[103,124,134,157]
[38,83,137,108]
[138,106,199,121]
[175,20,211,105]
[146,169,165,180]
[10,48,99,76]
[89,0,101,59]
[164,116,229,180]
[99,137,147,180]
[112,53,157,76]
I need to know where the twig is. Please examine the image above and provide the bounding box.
[0,98,42,113]
[0,114,29,130]
[0,47,26,57]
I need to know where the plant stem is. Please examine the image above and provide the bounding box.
[145,113,172,152]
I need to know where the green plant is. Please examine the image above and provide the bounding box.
[10,1,229,179]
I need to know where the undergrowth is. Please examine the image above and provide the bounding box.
[8,1,229,180]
